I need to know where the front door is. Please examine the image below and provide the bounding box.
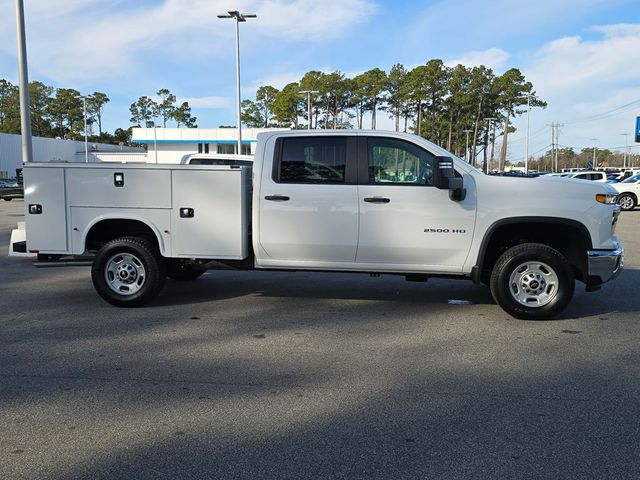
[258,135,359,264]
[356,136,476,272]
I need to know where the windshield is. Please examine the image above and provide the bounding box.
[622,173,640,183]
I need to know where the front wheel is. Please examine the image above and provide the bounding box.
[617,193,636,211]
[490,243,575,320]
[91,236,166,307]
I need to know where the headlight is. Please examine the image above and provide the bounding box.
[596,193,618,204]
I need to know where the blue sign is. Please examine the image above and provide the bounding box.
[586,161,593,169]
[636,116,640,143]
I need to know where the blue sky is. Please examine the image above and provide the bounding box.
[1,0,640,162]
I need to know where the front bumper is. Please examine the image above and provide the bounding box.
[587,245,624,284]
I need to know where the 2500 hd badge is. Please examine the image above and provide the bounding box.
[424,228,466,233]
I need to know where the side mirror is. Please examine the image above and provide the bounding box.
[433,156,455,189]
[433,156,466,201]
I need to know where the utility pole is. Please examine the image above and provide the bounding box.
[14,0,33,164]
[463,129,473,163]
[548,122,562,172]
[591,138,598,169]
[551,122,557,173]
[556,122,560,172]
[218,11,256,154]
[300,90,318,130]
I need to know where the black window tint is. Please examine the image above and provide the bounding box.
[278,137,346,183]
[367,138,434,185]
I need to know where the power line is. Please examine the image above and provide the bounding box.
[562,98,640,125]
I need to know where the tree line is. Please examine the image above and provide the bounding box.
[129,88,197,128]
[0,80,198,146]
[528,147,639,172]
[0,78,127,143]
[241,60,547,168]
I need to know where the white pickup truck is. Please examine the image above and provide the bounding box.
[12,130,624,319]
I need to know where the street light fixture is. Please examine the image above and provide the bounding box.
[218,10,256,155]
[300,90,319,130]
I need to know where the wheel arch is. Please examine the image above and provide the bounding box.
[473,217,593,284]
[82,215,168,256]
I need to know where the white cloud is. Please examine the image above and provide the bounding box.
[446,48,510,71]
[526,24,640,95]
[177,96,230,109]
[507,23,640,160]
[0,0,378,84]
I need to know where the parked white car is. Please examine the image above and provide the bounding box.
[180,153,253,166]
[566,171,608,182]
[612,173,640,210]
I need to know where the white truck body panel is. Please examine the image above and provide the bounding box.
[170,169,250,259]
[23,167,68,252]
[24,163,250,260]
[66,168,172,209]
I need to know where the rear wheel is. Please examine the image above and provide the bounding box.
[166,259,206,281]
[618,193,636,211]
[490,243,574,320]
[91,236,166,307]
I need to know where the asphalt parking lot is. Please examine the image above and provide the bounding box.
[1,199,639,480]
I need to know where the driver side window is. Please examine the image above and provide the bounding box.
[367,138,434,186]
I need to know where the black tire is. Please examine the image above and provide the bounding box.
[91,236,166,307]
[490,243,575,320]
[166,259,206,281]
[617,193,636,211]
[3,198,12,201]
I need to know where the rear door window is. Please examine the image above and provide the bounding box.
[276,137,347,184]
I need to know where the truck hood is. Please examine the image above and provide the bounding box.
[473,173,618,214]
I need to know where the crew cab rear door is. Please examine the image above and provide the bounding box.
[355,135,476,272]
[257,135,359,263]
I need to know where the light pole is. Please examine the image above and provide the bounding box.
[621,133,630,169]
[218,11,256,155]
[300,90,319,130]
[152,119,158,164]
[463,129,473,163]
[524,94,535,174]
[590,138,598,169]
[80,95,93,163]
[14,0,32,164]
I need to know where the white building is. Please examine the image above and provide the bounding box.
[0,133,144,178]
[131,127,288,164]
